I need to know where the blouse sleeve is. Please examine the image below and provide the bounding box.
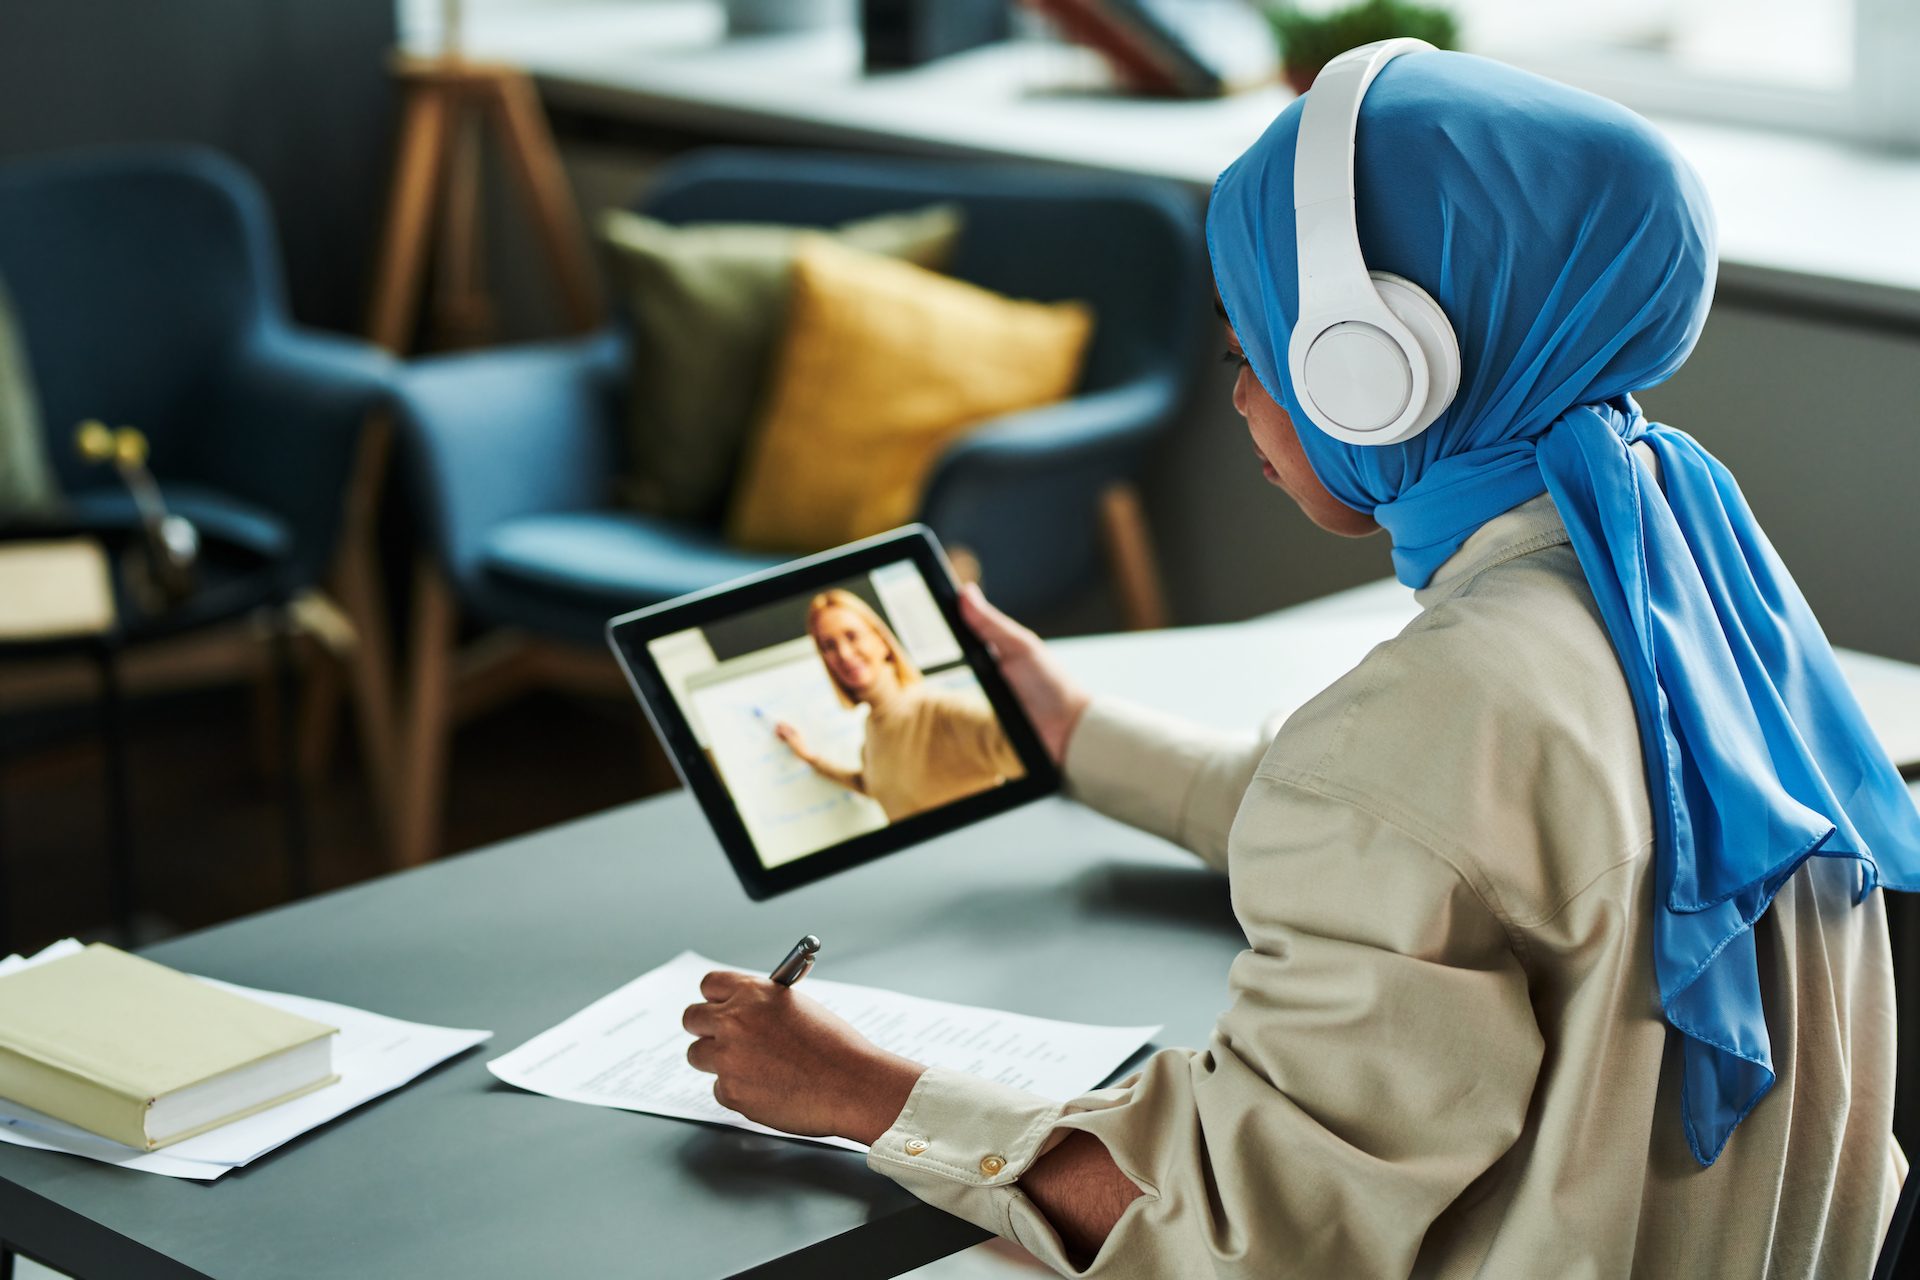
[865,773,1544,1278]
[1060,699,1271,873]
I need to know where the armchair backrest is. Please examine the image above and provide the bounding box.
[0,145,285,491]
[639,149,1207,398]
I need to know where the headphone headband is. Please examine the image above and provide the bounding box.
[1294,39,1435,214]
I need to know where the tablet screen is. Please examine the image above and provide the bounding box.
[609,528,1056,897]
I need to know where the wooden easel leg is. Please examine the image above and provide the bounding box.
[1099,483,1170,632]
[396,558,457,867]
[432,105,495,348]
[366,82,452,351]
[484,71,602,332]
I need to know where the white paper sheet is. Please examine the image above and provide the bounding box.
[0,939,491,1180]
[487,951,1160,1153]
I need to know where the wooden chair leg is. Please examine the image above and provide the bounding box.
[257,607,343,790]
[318,415,402,854]
[1099,482,1170,632]
[296,636,345,784]
[449,631,541,728]
[337,564,400,837]
[270,608,313,899]
[247,644,283,781]
[396,558,457,867]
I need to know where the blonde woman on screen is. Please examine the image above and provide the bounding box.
[773,589,1023,822]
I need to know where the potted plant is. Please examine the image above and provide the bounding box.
[1265,0,1460,95]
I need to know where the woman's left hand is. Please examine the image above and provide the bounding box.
[682,970,926,1143]
[960,583,1090,765]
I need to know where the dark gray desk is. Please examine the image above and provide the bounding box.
[0,790,1245,1279]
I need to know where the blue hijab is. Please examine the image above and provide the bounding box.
[1208,51,1920,1166]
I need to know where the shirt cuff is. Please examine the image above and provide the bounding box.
[866,1067,1074,1253]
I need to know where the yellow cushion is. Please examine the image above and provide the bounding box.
[727,237,1094,553]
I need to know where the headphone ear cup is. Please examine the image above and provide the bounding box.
[1370,272,1461,434]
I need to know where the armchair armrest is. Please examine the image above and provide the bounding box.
[917,379,1179,613]
[198,323,399,586]
[396,329,626,587]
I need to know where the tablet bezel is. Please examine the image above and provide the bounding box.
[606,525,1061,900]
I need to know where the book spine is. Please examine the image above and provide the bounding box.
[0,1042,150,1149]
[1028,0,1224,98]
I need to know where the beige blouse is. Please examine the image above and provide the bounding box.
[860,685,1024,822]
[865,493,1905,1278]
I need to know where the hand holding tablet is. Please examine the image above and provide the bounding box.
[954,581,1094,765]
[607,527,1059,899]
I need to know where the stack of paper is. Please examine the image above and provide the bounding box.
[488,951,1160,1152]
[0,940,491,1180]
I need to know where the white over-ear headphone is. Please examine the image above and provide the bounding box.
[1289,38,1460,447]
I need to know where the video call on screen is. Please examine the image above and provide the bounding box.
[649,561,1026,868]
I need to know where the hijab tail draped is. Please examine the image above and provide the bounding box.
[1538,405,1920,1163]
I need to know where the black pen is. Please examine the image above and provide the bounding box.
[769,935,820,987]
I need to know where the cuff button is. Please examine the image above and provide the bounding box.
[979,1154,1006,1177]
[904,1138,929,1156]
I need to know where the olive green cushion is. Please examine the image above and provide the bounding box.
[600,202,962,521]
[0,274,61,517]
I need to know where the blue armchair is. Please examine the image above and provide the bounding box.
[0,147,401,822]
[394,148,1207,862]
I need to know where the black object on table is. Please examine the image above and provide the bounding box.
[862,0,1011,71]
[0,786,1246,1278]
[0,520,312,952]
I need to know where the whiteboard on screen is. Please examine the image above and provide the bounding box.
[684,639,888,868]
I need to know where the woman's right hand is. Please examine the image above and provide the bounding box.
[772,721,811,763]
[958,583,1091,766]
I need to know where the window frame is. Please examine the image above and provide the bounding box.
[1468,0,1920,148]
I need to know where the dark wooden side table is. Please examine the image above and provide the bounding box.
[0,523,312,953]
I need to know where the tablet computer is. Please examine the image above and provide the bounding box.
[606,525,1059,899]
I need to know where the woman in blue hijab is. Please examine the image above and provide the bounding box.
[684,49,1915,1280]
[1206,46,1920,1172]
